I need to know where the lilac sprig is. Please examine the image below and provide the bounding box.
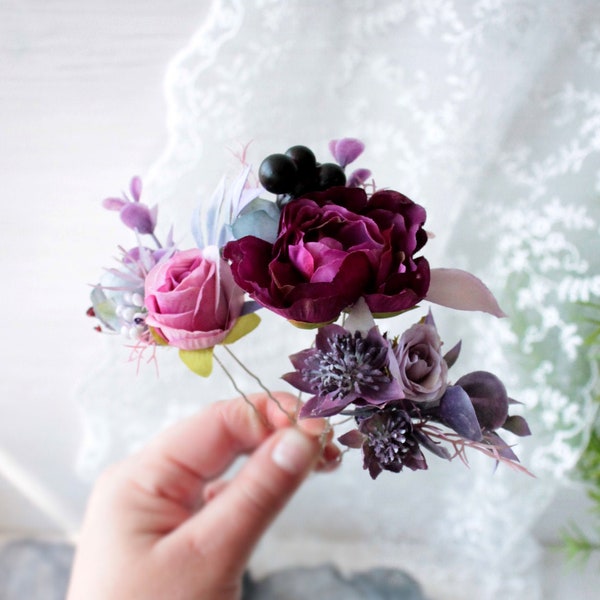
[103,176,160,245]
[89,177,176,344]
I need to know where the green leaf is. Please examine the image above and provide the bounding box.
[178,347,214,377]
[223,313,261,344]
[288,319,333,330]
[149,326,169,346]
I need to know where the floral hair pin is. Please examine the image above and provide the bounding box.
[88,138,531,479]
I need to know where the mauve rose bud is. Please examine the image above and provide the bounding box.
[394,319,448,403]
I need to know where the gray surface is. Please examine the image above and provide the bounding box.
[0,540,74,600]
[0,539,425,600]
[243,565,427,599]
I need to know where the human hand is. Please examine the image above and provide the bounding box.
[66,393,340,600]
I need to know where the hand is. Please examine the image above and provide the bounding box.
[67,392,340,600]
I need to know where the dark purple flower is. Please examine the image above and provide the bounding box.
[339,409,428,479]
[285,324,402,418]
[223,186,430,324]
[394,311,448,403]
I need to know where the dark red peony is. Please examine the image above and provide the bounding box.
[223,186,430,324]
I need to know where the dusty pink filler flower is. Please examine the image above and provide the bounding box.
[144,248,244,350]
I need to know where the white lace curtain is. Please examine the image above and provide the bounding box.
[78,1,600,598]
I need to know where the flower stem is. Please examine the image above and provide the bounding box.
[213,351,270,430]
[223,346,295,423]
[150,233,163,249]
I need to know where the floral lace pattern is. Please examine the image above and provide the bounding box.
[79,1,600,598]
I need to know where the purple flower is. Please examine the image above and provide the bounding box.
[103,176,158,235]
[339,409,428,479]
[284,324,402,418]
[223,186,430,324]
[394,311,448,403]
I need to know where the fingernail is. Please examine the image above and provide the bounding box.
[315,444,342,473]
[272,428,315,475]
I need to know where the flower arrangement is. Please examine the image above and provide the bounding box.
[88,138,531,479]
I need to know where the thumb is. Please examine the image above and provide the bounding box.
[176,426,321,575]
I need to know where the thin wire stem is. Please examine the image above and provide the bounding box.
[213,351,270,430]
[223,346,295,423]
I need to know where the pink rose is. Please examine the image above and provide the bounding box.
[144,248,244,350]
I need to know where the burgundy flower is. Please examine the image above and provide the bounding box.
[223,186,430,324]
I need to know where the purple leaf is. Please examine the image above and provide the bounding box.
[443,340,462,369]
[130,176,142,202]
[413,430,452,460]
[102,197,126,211]
[329,138,365,167]
[423,309,436,327]
[347,168,372,187]
[502,415,532,437]
[485,431,519,462]
[438,385,483,441]
[427,268,507,318]
[338,429,364,449]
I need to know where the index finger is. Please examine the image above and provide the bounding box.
[130,392,328,509]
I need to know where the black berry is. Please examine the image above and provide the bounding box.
[285,145,317,176]
[317,163,346,190]
[259,153,298,194]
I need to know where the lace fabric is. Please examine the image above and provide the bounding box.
[78,1,600,598]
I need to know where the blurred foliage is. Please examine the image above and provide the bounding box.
[562,301,600,563]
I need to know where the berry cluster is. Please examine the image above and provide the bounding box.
[258,145,346,206]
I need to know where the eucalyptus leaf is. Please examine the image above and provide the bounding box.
[231,198,280,243]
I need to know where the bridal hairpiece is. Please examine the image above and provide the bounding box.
[88,138,531,479]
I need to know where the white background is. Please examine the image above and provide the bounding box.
[0,0,210,533]
[1,0,599,597]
